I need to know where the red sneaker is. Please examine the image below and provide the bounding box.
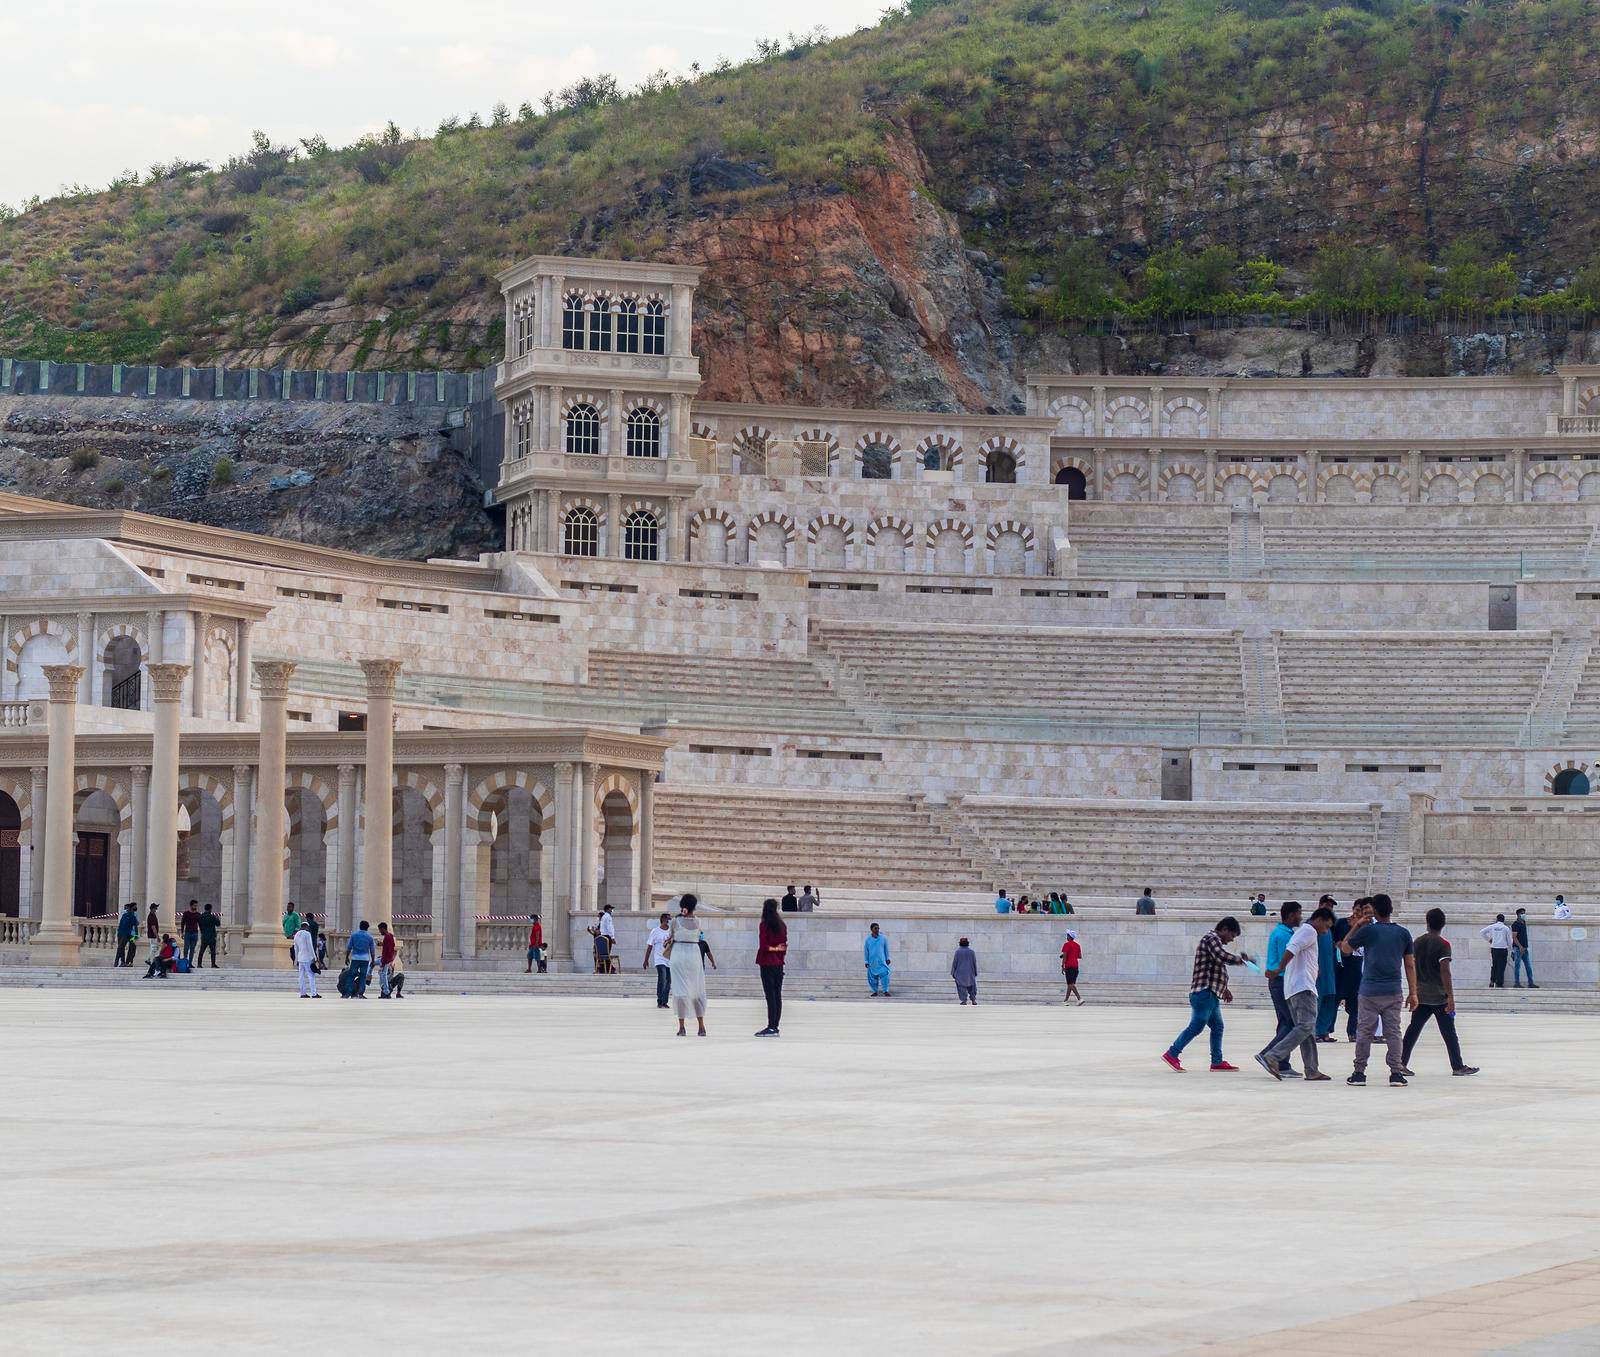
[1210,1061,1239,1071]
[1161,1052,1184,1072]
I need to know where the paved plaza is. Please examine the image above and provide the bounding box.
[3,987,1599,1355]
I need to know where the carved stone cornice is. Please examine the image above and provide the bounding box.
[146,662,190,704]
[42,664,86,702]
[359,658,405,698]
[252,659,297,701]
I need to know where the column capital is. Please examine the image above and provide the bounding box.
[337,762,357,785]
[358,657,404,697]
[130,764,150,786]
[42,664,87,702]
[444,761,466,784]
[553,759,574,776]
[231,763,252,780]
[252,659,297,699]
[30,765,47,780]
[146,662,190,703]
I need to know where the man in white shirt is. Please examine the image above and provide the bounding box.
[1479,913,1513,988]
[590,905,617,973]
[1257,905,1334,1081]
[291,924,320,999]
[1554,896,1573,920]
[642,912,672,1008]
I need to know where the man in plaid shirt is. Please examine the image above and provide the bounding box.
[1162,917,1254,1072]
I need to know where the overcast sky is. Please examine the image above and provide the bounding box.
[0,0,886,207]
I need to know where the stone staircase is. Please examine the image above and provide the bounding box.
[1528,628,1595,739]
[4,966,1595,1011]
[1228,506,1261,579]
[1242,632,1287,744]
[1368,809,1412,900]
[804,637,893,733]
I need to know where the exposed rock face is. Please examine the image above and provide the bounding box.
[0,396,497,560]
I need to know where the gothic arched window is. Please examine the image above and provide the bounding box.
[623,510,660,561]
[563,507,599,557]
[626,407,661,458]
[565,403,600,455]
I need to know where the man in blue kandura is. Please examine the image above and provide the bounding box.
[864,922,892,997]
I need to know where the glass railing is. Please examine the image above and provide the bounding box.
[1074,549,1594,580]
[286,658,1581,748]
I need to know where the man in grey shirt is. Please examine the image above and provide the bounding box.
[1339,893,1416,1086]
[951,938,978,1005]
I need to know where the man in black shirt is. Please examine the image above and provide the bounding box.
[1511,907,1538,988]
[196,903,222,968]
[781,885,799,913]
[1330,897,1371,1041]
[1401,908,1479,1076]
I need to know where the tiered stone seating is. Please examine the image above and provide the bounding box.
[954,798,1375,901]
[1406,857,1586,906]
[813,624,1244,723]
[1277,631,1551,742]
[654,788,988,892]
[1069,520,1230,574]
[1559,648,1600,733]
[586,650,859,728]
[1263,522,1593,573]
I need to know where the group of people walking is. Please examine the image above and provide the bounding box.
[1162,894,1481,1083]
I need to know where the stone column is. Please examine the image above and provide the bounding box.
[1207,385,1222,436]
[550,760,573,964]
[32,665,86,965]
[663,499,679,563]
[190,613,210,717]
[360,659,403,929]
[27,764,46,920]
[607,388,623,456]
[144,662,189,928]
[1092,385,1106,436]
[550,384,563,452]
[242,660,294,966]
[670,393,688,459]
[231,763,252,925]
[1146,447,1160,503]
[76,611,94,705]
[1305,449,1320,504]
[546,492,562,553]
[1150,386,1163,438]
[1409,449,1422,503]
[336,762,357,931]
[1512,448,1526,502]
[234,620,253,722]
[143,609,162,713]
[128,764,149,908]
[1563,375,1577,416]
[607,493,623,557]
[1204,448,1217,504]
[637,773,654,913]
[444,761,465,957]
[671,283,693,357]
[577,761,596,914]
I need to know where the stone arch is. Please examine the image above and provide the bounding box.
[1529,471,1566,502]
[1161,395,1207,437]
[985,519,1035,575]
[806,513,855,570]
[6,618,78,685]
[174,771,235,833]
[687,506,737,565]
[1157,462,1203,495]
[1266,471,1303,504]
[394,771,445,824]
[72,772,132,830]
[1369,471,1407,504]
[595,774,638,912]
[1048,394,1093,437]
[926,517,974,573]
[854,431,903,479]
[1321,472,1359,504]
[865,514,913,572]
[1104,461,1149,503]
[1473,472,1507,504]
[747,510,797,566]
[559,390,605,420]
[916,433,962,472]
[1578,383,1600,416]
[1545,759,1593,795]
[284,770,339,832]
[796,427,842,473]
[467,769,556,839]
[1104,395,1151,436]
[734,425,773,475]
[1425,472,1460,506]
[690,421,717,442]
[97,620,148,658]
[1579,472,1600,503]
[978,435,1024,481]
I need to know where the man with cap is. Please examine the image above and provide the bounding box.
[1060,930,1084,1005]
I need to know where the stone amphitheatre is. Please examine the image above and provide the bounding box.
[6,254,1600,1356]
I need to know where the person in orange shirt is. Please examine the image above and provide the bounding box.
[525,913,546,974]
[1060,931,1084,1005]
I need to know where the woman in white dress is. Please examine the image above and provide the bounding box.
[666,894,708,1036]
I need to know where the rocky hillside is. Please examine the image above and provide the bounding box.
[0,396,496,560]
[2,0,1597,419]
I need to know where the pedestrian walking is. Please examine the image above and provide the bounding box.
[376,922,399,998]
[1257,906,1335,1082]
[292,922,320,998]
[345,920,376,998]
[179,900,201,966]
[1060,930,1084,1005]
[114,902,139,967]
[1339,894,1417,1086]
[755,897,787,1036]
[951,937,978,1004]
[196,903,221,968]
[863,922,892,996]
[1479,914,1513,988]
[525,913,545,974]
[1511,907,1538,988]
[666,895,707,1036]
[1401,909,1479,1077]
[643,912,672,1007]
[1262,902,1304,1077]
[1315,895,1340,1040]
[1161,917,1252,1072]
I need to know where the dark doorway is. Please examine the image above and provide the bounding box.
[1552,768,1591,796]
[0,792,19,917]
[1488,585,1517,631]
[1055,466,1088,499]
[337,711,368,732]
[73,832,109,917]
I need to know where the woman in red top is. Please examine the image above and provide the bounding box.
[1061,931,1084,1006]
[755,898,788,1037]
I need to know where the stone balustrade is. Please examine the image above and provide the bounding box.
[0,703,35,729]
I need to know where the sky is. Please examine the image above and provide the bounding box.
[0,0,887,207]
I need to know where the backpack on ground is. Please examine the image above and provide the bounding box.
[337,964,355,998]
